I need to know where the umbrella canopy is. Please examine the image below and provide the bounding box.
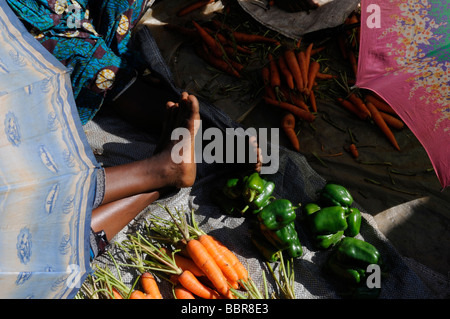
[356,0,450,189]
[0,2,100,298]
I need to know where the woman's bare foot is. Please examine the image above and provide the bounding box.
[153,92,200,188]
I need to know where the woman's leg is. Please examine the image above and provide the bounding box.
[90,92,200,241]
[91,192,159,241]
[101,91,200,204]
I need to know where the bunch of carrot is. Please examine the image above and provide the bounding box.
[176,0,218,17]
[261,42,330,151]
[121,207,249,300]
[165,19,280,78]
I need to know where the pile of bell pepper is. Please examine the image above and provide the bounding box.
[212,172,303,262]
[303,182,383,298]
[303,183,362,250]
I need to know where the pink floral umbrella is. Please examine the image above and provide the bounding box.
[356,0,450,189]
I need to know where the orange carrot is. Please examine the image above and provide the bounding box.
[297,51,308,91]
[174,285,196,299]
[336,97,367,120]
[309,90,317,112]
[129,290,146,299]
[140,272,162,299]
[278,55,295,90]
[186,238,230,297]
[307,60,320,94]
[284,49,304,92]
[262,66,276,100]
[282,113,300,152]
[305,43,314,73]
[268,53,281,89]
[310,46,325,55]
[192,20,222,58]
[348,50,358,77]
[315,72,336,80]
[279,87,309,111]
[173,252,205,277]
[177,0,215,17]
[111,287,123,299]
[349,143,359,159]
[198,234,239,284]
[195,45,241,78]
[178,269,222,299]
[365,94,396,115]
[209,237,248,283]
[231,31,280,45]
[264,97,315,122]
[379,111,405,130]
[366,101,400,151]
[348,93,371,119]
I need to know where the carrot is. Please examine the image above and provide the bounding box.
[349,143,359,159]
[173,252,205,277]
[111,287,123,299]
[282,113,300,152]
[315,72,336,80]
[279,87,309,111]
[178,269,222,299]
[192,20,222,58]
[379,111,405,130]
[231,31,280,45]
[307,60,320,94]
[336,97,367,120]
[164,24,199,39]
[348,93,371,119]
[268,53,281,88]
[284,49,304,92]
[366,101,400,151]
[309,90,317,112]
[186,238,230,296]
[262,66,276,100]
[177,0,215,17]
[348,50,358,77]
[174,285,196,299]
[140,272,162,299]
[297,51,308,91]
[310,46,325,55]
[278,55,295,90]
[264,97,315,122]
[195,45,241,78]
[129,290,146,299]
[365,94,396,115]
[304,43,314,84]
[209,236,248,283]
[198,234,239,284]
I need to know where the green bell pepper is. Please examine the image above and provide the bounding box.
[336,237,381,267]
[222,177,242,199]
[250,228,280,262]
[307,206,348,235]
[242,172,267,203]
[344,208,361,237]
[251,181,275,210]
[261,222,302,257]
[257,199,297,230]
[211,188,248,216]
[303,202,321,216]
[327,252,364,285]
[320,183,353,207]
[314,230,344,250]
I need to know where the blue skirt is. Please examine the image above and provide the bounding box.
[7,0,148,125]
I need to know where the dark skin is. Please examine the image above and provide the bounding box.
[90,91,200,240]
[90,78,262,243]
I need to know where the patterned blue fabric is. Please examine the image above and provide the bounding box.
[0,0,100,298]
[6,0,148,125]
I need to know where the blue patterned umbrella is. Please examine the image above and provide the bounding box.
[0,1,100,298]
